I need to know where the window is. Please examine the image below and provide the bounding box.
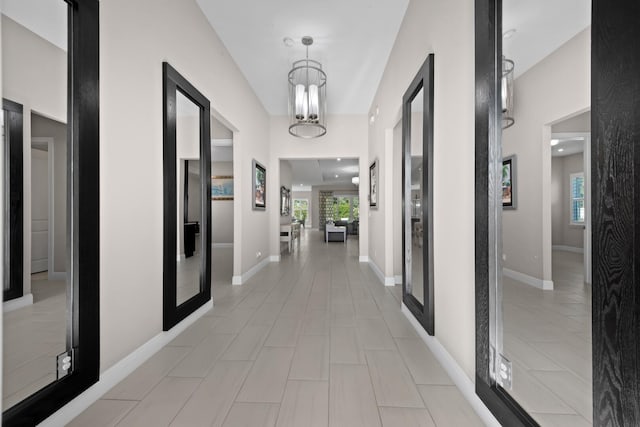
[570,173,585,224]
[331,195,359,222]
[293,199,309,226]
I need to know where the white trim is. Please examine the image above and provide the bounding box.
[359,255,369,263]
[231,256,272,285]
[32,137,56,278]
[552,245,584,254]
[3,293,34,313]
[38,299,213,427]
[367,259,395,286]
[503,268,554,290]
[212,242,233,248]
[401,304,501,427]
[394,275,403,285]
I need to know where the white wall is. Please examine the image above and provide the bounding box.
[31,114,66,273]
[212,161,233,244]
[552,153,584,249]
[2,14,67,296]
[269,115,368,258]
[279,160,292,225]
[100,0,269,370]
[368,0,476,378]
[502,29,590,281]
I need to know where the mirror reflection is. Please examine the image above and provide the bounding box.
[408,87,424,305]
[2,0,70,409]
[176,90,202,305]
[498,0,592,425]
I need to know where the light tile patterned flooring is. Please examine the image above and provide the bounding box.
[69,230,483,426]
[503,250,592,426]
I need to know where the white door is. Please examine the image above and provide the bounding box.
[31,147,49,273]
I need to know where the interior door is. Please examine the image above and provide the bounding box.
[31,147,49,273]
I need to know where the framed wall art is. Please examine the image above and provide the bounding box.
[211,175,233,200]
[369,159,379,208]
[502,155,516,209]
[252,159,266,210]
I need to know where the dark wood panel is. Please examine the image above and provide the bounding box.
[592,0,640,425]
[3,99,24,302]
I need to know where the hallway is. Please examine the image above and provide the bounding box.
[69,231,482,426]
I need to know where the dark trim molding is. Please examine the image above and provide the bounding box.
[162,62,212,331]
[2,98,24,302]
[3,0,100,425]
[402,54,435,335]
[592,0,640,424]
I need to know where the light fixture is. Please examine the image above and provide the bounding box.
[288,36,327,138]
[352,176,360,185]
[335,174,339,178]
[502,56,515,129]
[337,157,341,161]
[551,139,560,146]
[558,148,565,152]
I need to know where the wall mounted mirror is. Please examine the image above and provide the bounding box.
[402,54,434,335]
[280,186,290,216]
[2,0,99,424]
[163,62,211,331]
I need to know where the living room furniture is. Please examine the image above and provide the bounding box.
[326,224,347,243]
[280,222,301,252]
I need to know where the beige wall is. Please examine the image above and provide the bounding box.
[269,115,368,258]
[31,114,66,273]
[2,15,67,295]
[368,0,476,378]
[552,153,584,248]
[100,0,270,370]
[502,29,590,281]
[211,161,233,244]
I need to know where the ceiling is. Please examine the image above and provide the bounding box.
[1,0,67,51]
[287,158,359,188]
[503,0,591,78]
[195,0,410,115]
[551,137,584,157]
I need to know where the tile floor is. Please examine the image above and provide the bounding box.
[69,230,483,427]
[503,250,592,426]
[3,273,67,409]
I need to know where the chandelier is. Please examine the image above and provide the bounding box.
[502,56,515,129]
[288,36,327,138]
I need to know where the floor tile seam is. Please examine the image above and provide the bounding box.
[162,377,205,427]
[528,366,592,387]
[521,343,592,377]
[509,376,581,416]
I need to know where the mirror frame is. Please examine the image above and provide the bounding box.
[2,99,24,302]
[474,0,640,425]
[402,54,435,335]
[3,0,100,425]
[162,62,211,331]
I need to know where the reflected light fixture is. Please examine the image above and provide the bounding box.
[502,56,515,129]
[288,36,327,138]
[550,139,560,146]
[352,176,360,186]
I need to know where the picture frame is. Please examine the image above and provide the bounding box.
[369,159,379,208]
[211,175,233,200]
[502,155,516,209]
[280,186,291,216]
[252,159,266,210]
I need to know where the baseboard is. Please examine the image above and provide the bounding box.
[39,299,213,427]
[3,293,33,313]
[48,271,66,281]
[231,256,272,285]
[394,275,403,285]
[552,245,584,254]
[503,268,553,290]
[359,256,369,263]
[213,243,233,248]
[401,304,501,427]
[367,259,395,287]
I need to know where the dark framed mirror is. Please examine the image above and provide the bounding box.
[402,54,434,335]
[475,0,640,426]
[280,186,290,216]
[2,0,99,425]
[163,62,211,331]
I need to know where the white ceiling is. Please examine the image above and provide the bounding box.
[1,0,67,51]
[503,0,591,78]
[287,158,359,187]
[551,137,585,157]
[195,0,409,115]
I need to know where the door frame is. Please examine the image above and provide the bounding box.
[475,0,640,425]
